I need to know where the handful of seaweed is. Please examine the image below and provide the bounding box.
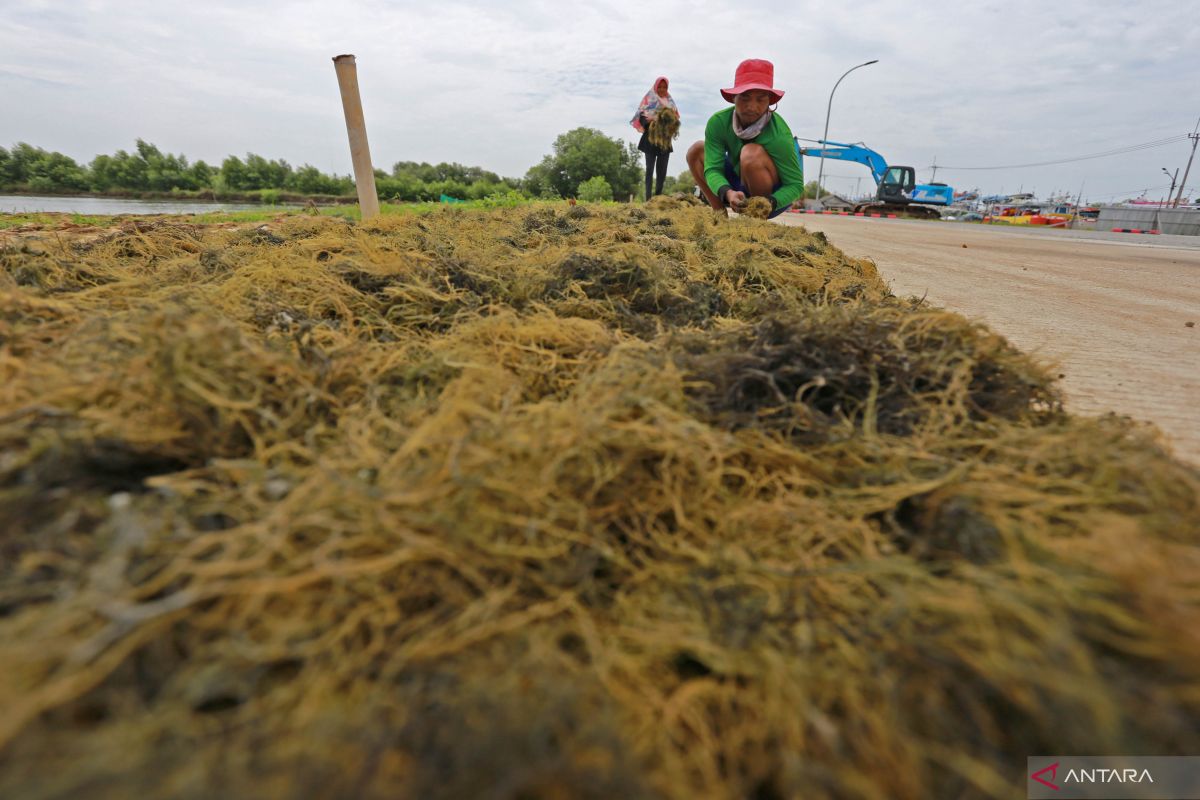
[0,203,1197,800]
[740,195,774,219]
[648,107,681,151]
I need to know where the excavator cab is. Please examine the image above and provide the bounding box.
[878,166,916,204]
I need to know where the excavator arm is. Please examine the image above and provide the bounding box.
[793,138,889,186]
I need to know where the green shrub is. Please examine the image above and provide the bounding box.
[673,170,696,196]
[578,175,613,203]
[478,189,530,208]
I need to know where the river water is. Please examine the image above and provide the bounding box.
[0,194,297,215]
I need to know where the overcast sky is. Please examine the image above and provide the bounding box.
[2,0,1198,202]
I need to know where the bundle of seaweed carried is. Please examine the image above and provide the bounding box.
[0,204,1197,800]
[648,107,681,151]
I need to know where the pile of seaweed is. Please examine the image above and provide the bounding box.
[1,198,1197,800]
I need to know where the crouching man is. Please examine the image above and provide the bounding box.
[687,58,804,218]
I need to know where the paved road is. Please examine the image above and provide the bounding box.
[776,214,1200,463]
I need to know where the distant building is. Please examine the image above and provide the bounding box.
[803,193,854,211]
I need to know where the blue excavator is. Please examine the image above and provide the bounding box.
[793,138,953,219]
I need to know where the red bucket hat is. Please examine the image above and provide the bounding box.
[721,59,784,104]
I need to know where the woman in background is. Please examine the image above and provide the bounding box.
[631,77,679,201]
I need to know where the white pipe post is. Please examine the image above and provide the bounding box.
[332,54,380,221]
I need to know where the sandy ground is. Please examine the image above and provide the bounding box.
[776,214,1200,463]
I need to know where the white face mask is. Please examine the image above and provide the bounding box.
[732,110,772,140]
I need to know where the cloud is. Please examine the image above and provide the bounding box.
[1,0,1197,199]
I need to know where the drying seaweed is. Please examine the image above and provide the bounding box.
[740,196,774,219]
[0,202,1197,800]
[647,107,681,152]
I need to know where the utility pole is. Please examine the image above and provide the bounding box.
[930,156,938,183]
[1173,116,1199,207]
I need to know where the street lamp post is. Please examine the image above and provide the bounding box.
[1162,167,1179,206]
[815,59,878,207]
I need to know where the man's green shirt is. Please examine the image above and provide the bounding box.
[703,107,804,210]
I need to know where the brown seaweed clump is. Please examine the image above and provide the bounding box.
[740,196,774,219]
[0,203,1197,800]
[648,107,681,151]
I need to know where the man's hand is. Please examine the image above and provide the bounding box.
[725,190,747,212]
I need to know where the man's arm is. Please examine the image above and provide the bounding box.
[703,112,733,204]
[769,116,805,210]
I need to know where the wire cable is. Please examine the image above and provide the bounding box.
[932,134,1190,171]
[1086,183,1173,201]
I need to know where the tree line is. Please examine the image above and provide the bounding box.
[0,130,692,203]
